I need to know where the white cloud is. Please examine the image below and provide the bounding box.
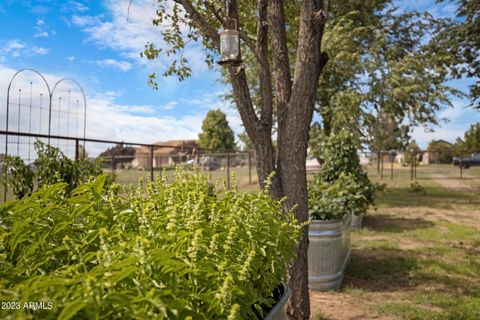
[72,0,210,74]
[1,40,50,57]
[162,101,178,110]
[33,18,50,38]
[4,40,25,51]
[71,14,102,27]
[34,31,49,38]
[95,59,132,72]
[67,56,76,61]
[31,46,50,55]
[67,1,89,12]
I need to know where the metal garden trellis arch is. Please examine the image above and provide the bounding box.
[50,77,87,147]
[4,68,87,159]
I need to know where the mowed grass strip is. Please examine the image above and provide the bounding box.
[340,172,480,320]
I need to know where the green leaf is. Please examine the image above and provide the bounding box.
[58,299,86,320]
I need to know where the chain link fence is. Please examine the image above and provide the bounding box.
[361,149,480,181]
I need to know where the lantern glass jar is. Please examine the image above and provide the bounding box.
[220,29,241,63]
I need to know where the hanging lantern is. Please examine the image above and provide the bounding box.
[219,19,241,65]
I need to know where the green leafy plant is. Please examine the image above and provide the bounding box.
[309,173,369,220]
[0,170,302,319]
[309,129,375,220]
[34,140,103,193]
[408,181,426,194]
[2,141,104,200]
[2,156,34,199]
[318,130,375,205]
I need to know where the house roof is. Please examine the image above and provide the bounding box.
[136,140,198,156]
[432,139,454,146]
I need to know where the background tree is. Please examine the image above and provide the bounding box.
[144,1,329,317]
[404,140,421,166]
[366,111,410,172]
[198,109,235,151]
[455,122,480,155]
[310,3,460,163]
[99,143,136,158]
[427,140,456,164]
[237,131,252,151]
[437,0,480,108]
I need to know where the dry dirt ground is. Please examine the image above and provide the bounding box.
[310,290,395,320]
[429,173,476,193]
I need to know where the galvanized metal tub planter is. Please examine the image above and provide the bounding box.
[351,213,364,231]
[308,213,352,291]
[263,282,290,320]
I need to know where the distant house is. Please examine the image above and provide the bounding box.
[132,140,198,169]
[426,139,455,164]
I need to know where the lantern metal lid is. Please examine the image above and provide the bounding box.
[219,18,242,65]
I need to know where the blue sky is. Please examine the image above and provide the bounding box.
[0,0,478,155]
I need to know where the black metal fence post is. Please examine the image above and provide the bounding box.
[414,151,417,179]
[380,152,384,180]
[411,152,414,180]
[248,151,252,185]
[390,153,394,180]
[460,160,463,179]
[75,139,79,161]
[150,145,154,181]
[226,152,231,190]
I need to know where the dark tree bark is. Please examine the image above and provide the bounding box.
[176,0,328,318]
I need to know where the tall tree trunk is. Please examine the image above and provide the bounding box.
[278,119,311,319]
[176,1,327,318]
[275,0,328,317]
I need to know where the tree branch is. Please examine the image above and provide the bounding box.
[228,65,261,137]
[290,1,327,119]
[174,0,220,49]
[256,0,273,126]
[268,0,292,134]
[268,0,292,108]
[203,1,224,25]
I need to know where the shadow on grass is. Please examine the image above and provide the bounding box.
[344,248,417,292]
[364,214,434,233]
[344,247,480,296]
[377,187,480,208]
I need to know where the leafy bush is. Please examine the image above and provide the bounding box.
[0,170,302,319]
[2,141,103,199]
[309,173,369,220]
[408,181,426,194]
[309,129,375,220]
[2,156,34,199]
[34,140,103,193]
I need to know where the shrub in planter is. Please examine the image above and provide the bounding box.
[318,129,375,210]
[308,173,369,221]
[316,129,375,230]
[0,170,301,319]
[307,173,365,290]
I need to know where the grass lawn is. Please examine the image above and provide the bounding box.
[311,169,480,320]
[108,165,260,193]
